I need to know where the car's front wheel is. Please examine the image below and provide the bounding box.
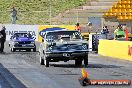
[75,59,82,66]
[40,56,44,65]
[33,48,36,52]
[44,55,49,67]
[84,55,88,66]
[11,48,16,52]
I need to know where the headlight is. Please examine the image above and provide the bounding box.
[82,44,88,50]
[31,41,35,44]
[13,42,18,44]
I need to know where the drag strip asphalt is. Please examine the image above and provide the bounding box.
[0,42,131,88]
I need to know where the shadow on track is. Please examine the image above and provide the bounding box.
[87,63,122,68]
[50,64,85,68]
[0,64,27,88]
[50,63,122,68]
[1,51,38,55]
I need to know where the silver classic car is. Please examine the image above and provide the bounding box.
[39,30,88,67]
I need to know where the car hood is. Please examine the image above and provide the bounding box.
[14,37,34,42]
[46,39,88,52]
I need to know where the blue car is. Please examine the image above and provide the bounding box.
[9,33,36,52]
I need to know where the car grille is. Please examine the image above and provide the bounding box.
[56,44,81,51]
[18,41,31,44]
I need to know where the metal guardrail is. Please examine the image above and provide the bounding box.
[81,33,89,41]
[128,34,132,38]
[82,33,132,40]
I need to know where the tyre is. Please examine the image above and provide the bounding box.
[11,48,16,52]
[84,55,88,66]
[33,48,36,52]
[45,59,49,67]
[44,55,49,67]
[75,59,82,66]
[40,56,44,65]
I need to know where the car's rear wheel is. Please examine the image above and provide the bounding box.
[75,59,82,66]
[84,55,88,66]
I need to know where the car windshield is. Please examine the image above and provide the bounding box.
[46,31,82,41]
[14,33,32,38]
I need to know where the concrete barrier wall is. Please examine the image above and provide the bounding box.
[1,24,75,42]
[3,24,38,41]
[98,40,132,61]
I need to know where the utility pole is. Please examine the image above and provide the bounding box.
[49,0,52,25]
[76,10,79,23]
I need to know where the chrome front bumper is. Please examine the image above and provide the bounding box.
[13,44,35,49]
[45,50,88,59]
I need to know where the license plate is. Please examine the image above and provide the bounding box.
[22,45,26,46]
